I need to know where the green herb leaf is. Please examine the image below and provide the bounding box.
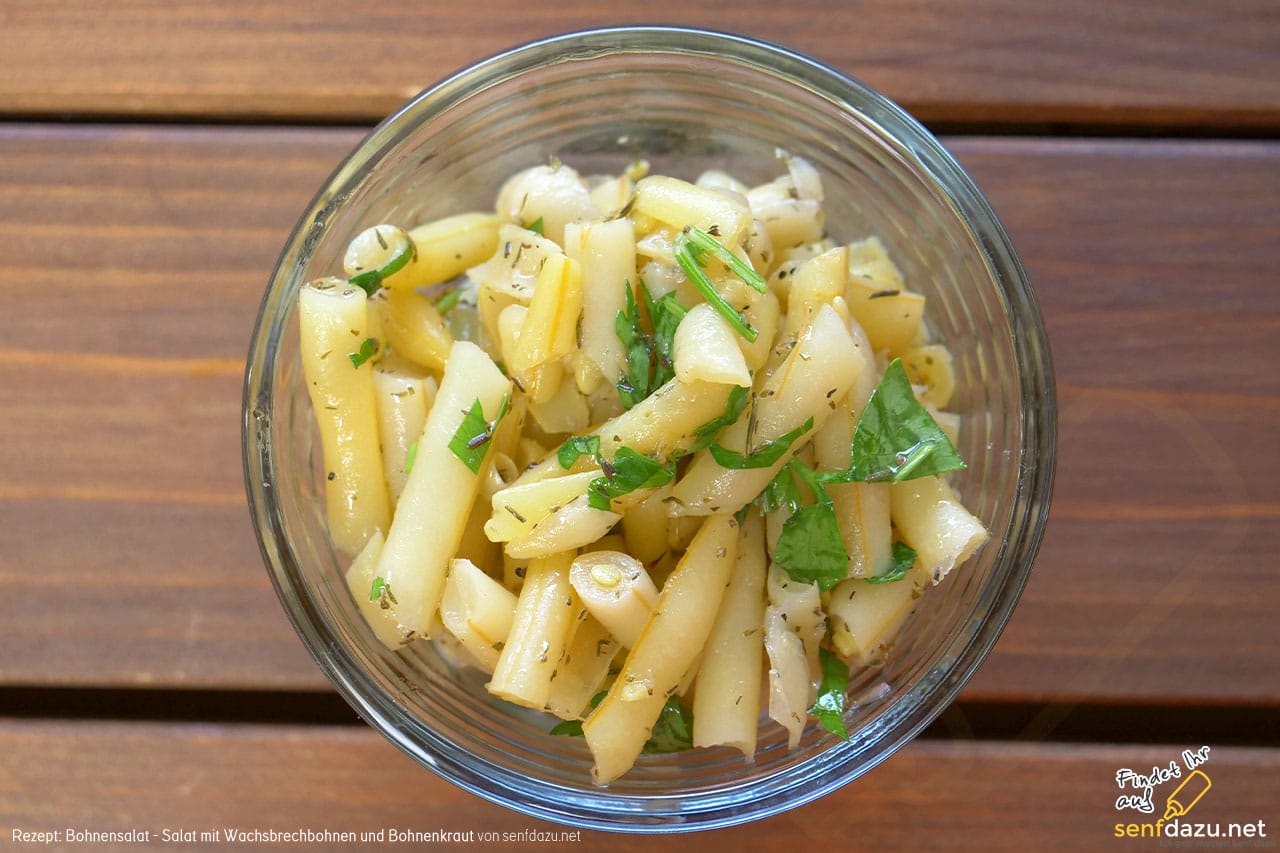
[447,393,511,474]
[548,718,584,737]
[684,385,750,456]
[847,358,966,483]
[348,271,382,295]
[403,441,419,475]
[549,691,692,754]
[347,337,379,369]
[528,216,545,236]
[866,541,918,584]
[747,360,965,591]
[616,283,650,409]
[369,577,397,610]
[771,501,849,591]
[448,399,489,473]
[677,224,767,293]
[811,647,852,741]
[648,290,687,384]
[673,227,759,342]
[615,280,686,409]
[348,227,415,295]
[709,417,814,470]
[434,287,462,315]
[558,435,601,469]
[642,696,694,754]
[587,447,675,511]
[755,463,803,515]
[548,690,607,738]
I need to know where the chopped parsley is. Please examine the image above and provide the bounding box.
[447,393,511,474]
[347,337,379,369]
[403,440,419,475]
[527,216,545,236]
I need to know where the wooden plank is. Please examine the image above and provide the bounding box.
[0,126,353,689]
[0,1,1277,128]
[950,138,1280,702]
[1,126,1276,704]
[1,721,1276,847]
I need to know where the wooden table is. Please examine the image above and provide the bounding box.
[3,2,1277,849]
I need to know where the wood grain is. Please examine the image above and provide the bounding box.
[2,720,1277,848]
[1,126,1277,703]
[0,1,1277,128]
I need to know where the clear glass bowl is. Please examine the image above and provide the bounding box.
[243,26,1055,832]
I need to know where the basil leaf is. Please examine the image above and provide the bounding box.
[848,358,966,483]
[447,394,510,474]
[709,417,813,470]
[866,541,918,584]
[347,337,379,369]
[642,696,694,754]
[558,435,601,469]
[811,647,852,741]
[771,501,849,591]
[586,448,675,511]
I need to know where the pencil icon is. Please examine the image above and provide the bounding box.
[1163,770,1212,820]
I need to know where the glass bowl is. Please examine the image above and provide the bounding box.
[243,26,1055,832]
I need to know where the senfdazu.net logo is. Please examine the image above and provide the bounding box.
[1112,746,1270,843]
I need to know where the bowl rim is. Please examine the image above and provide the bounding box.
[242,24,1057,833]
